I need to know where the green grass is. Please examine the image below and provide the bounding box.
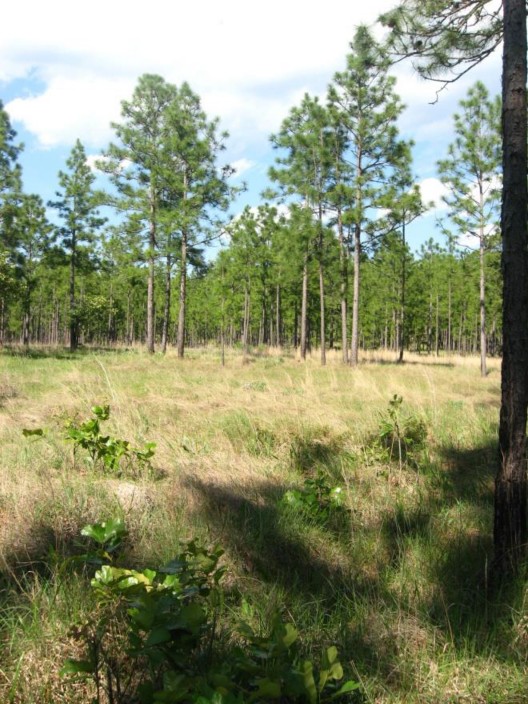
[0,346,526,702]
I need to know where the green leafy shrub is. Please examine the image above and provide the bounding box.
[281,472,347,525]
[63,521,362,703]
[65,404,156,476]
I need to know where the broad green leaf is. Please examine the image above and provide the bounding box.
[329,680,361,699]
[145,627,171,646]
[281,623,298,648]
[301,660,317,704]
[249,678,281,701]
[92,404,110,420]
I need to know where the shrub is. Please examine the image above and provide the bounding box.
[62,521,362,703]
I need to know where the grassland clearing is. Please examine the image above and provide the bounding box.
[0,346,525,702]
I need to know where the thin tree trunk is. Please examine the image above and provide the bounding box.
[350,223,361,366]
[23,289,30,348]
[147,193,156,354]
[276,284,281,347]
[69,228,77,352]
[479,225,488,377]
[177,232,187,358]
[340,219,348,364]
[447,279,452,353]
[435,294,440,357]
[318,210,326,366]
[0,297,5,346]
[398,221,406,363]
[300,251,309,360]
[161,251,172,354]
[494,0,528,575]
[242,285,250,356]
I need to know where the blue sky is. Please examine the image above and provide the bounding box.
[1,0,502,256]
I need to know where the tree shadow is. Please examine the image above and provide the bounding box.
[380,440,526,647]
[182,477,388,605]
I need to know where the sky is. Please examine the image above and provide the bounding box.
[1,0,502,255]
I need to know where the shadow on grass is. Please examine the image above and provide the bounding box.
[183,476,361,601]
[186,438,525,675]
[379,440,527,646]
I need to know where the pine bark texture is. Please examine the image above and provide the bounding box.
[494,0,528,573]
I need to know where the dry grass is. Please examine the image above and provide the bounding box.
[0,345,524,703]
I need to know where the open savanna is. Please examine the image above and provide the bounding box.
[0,346,526,703]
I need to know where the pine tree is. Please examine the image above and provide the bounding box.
[10,194,51,346]
[328,25,406,366]
[49,139,106,351]
[381,0,527,575]
[162,83,234,359]
[270,94,333,363]
[381,153,429,362]
[438,81,501,377]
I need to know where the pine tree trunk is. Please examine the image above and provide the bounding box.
[23,289,30,348]
[338,209,348,364]
[494,0,528,575]
[300,252,308,360]
[350,224,361,366]
[177,232,187,358]
[276,284,281,347]
[479,228,487,377]
[398,221,406,363]
[318,215,326,366]
[162,252,172,354]
[447,280,452,353]
[242,285,250,356]
[147,195,156,355]
[69,229,77,352]
[0,297,4,347]
[435,295,440,357]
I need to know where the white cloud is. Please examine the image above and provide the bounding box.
[0,0,407,149]
[230,158,255,179]
[85,154,103,171]
[6,75,134,148]
[418,178,449,210]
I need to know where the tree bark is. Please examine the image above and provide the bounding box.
[494,0,528,575]
[69,227,77,352]
[161,250,172,354]
[350,223,361,366]
[242,285,250,356]
[318,211,326,366]
[177,231,187,358]
[339,212,349,364]
[300,251,309,360]
[147,194,156,354]
[398,221,406,363]
[479,224,488,377]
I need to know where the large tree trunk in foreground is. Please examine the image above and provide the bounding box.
[494,0,528,575]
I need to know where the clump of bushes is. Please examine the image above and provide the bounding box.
[62,520,362,704]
